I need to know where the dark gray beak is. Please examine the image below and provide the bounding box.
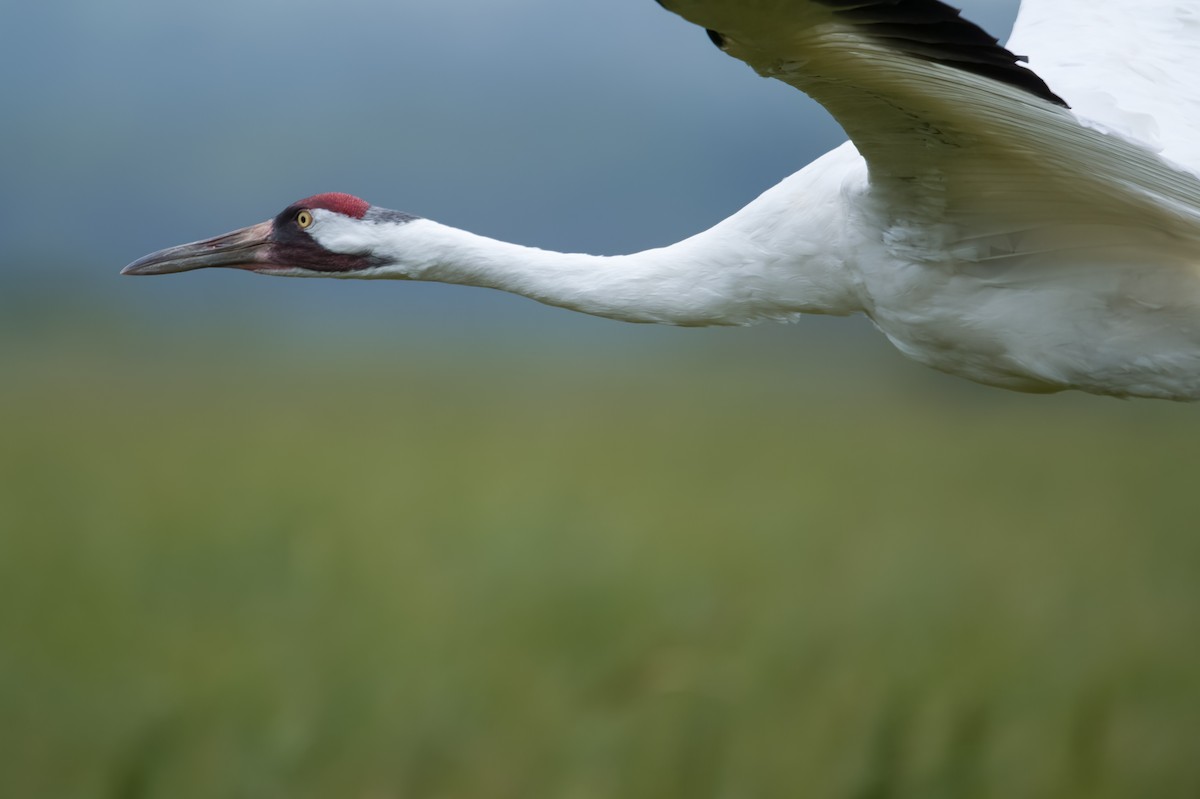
[122,221,274,275]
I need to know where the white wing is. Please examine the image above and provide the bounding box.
[1008,0,1200,173]
[656,0,1200,238]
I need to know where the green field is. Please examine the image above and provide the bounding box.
[3,331,1200,798]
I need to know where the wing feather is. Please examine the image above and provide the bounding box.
[657,0,1200,244]
[1008,0,1200,172]
[815,0,1065,106]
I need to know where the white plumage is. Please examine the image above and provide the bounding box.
[125,0,1200,400]
[1008,0,1200,169]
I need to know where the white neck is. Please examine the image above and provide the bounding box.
[341,156,865,326]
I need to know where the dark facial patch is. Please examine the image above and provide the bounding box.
[268,201,381,273]
[261,194,419,273]
[294,192,371,219]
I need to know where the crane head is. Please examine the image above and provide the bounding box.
[121,193,418,277]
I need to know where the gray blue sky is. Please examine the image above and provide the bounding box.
[2,0,1020,340]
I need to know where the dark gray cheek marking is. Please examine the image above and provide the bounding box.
[268,241,383,273]
[366,207,422,224]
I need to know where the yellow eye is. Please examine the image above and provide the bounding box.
[296,210,314,229]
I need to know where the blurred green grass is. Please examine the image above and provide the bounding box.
[3,332,1200,798]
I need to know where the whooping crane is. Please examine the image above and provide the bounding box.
[124,0,1200,400]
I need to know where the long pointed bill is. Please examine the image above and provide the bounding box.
[122,221,274,276]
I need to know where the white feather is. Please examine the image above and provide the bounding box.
[1009,0,1200,172]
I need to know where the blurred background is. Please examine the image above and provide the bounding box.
[4,0,1200,796]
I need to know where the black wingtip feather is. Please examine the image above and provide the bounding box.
[813,0,1067,107]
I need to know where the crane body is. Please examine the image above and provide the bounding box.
[124,0,1200,400]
